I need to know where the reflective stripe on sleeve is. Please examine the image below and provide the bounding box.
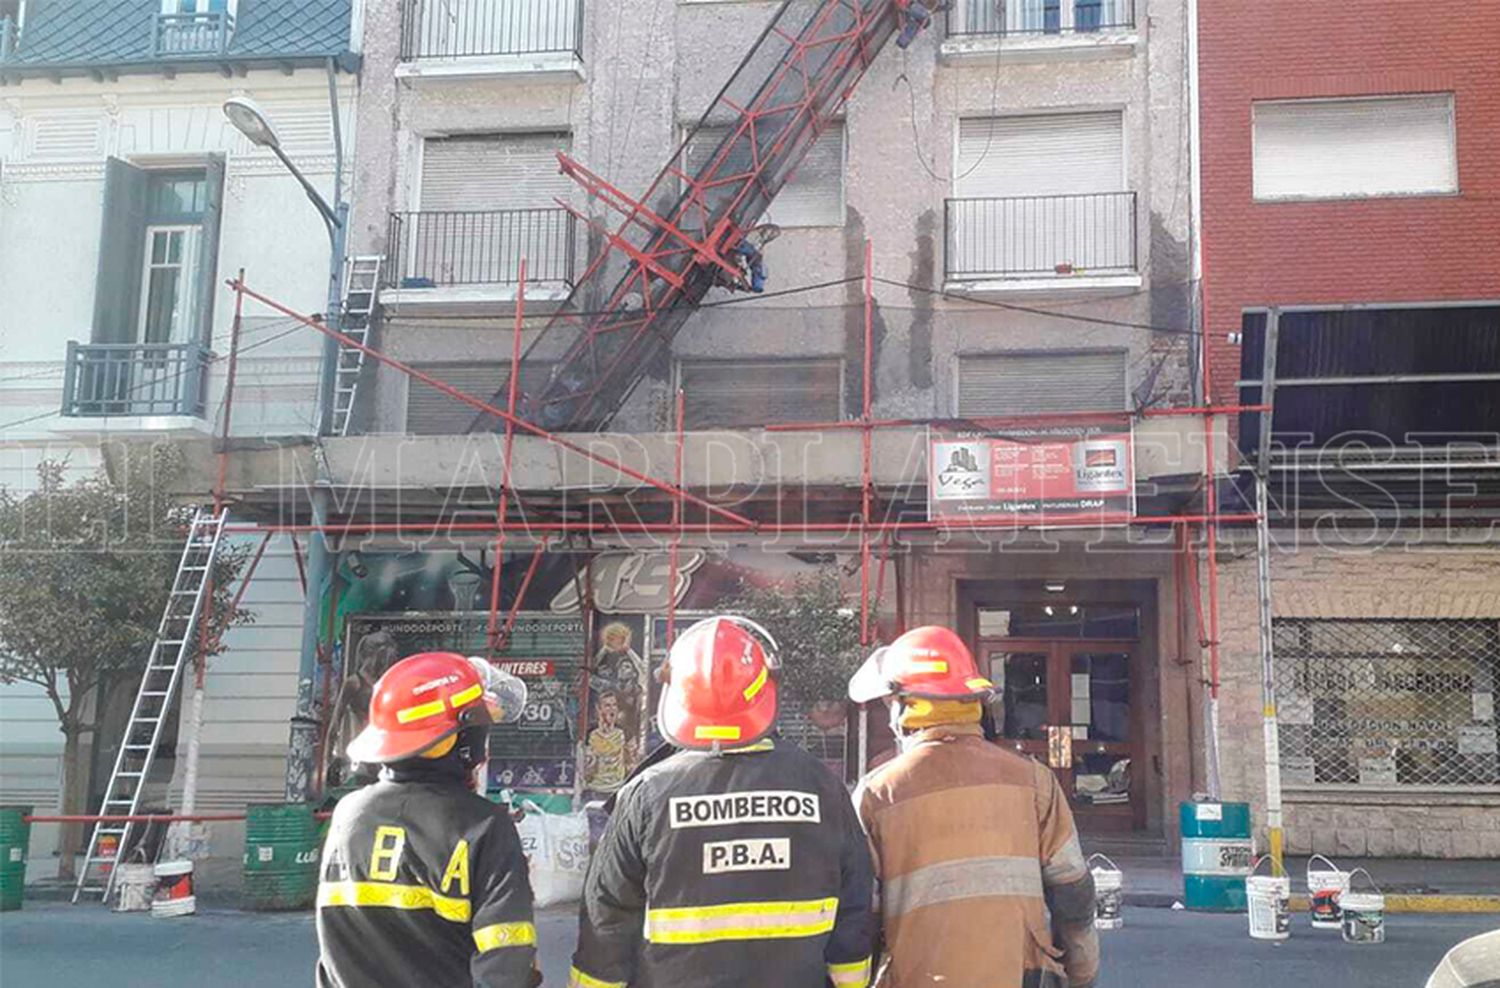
[828,956,873,987]
[883,856,1042,918]
[644,897,838,944]
[1042,834,1088,885]
[473,921,537,953]
[316,880,471,922]
[568,966,626,988]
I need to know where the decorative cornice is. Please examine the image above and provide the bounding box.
[2,160,107,181]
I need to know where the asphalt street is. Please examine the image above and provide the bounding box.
[0,902,1495,987]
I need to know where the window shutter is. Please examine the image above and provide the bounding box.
[1252,95,1457,200]
[956,112,1123,198]
[681,358,842,428]
[957,351,1127,417]
[92,157,150,344]
[684,123,844,228]
[195,153,225,347]
[406,361,554,435]
[419,133,572,212]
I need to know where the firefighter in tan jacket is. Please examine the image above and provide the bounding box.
[850,626,1099,988]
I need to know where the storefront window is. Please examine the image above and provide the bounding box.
[979,604,1140,640]
[1274,618,1500,788]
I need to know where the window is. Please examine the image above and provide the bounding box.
[682,122,845,228]
[139,227,201,344]
[405,362,554,434]
[957,350,1127,417]
[0,1,23,57]
[679,358,842,429]
[949,113,1133,276]
[950,0,1131,36]
[419,133,572,212]
[1252,95,1457,200]
[160,0,233,13]
[1275,619,1499,789]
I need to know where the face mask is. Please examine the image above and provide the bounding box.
[456,726,489,795]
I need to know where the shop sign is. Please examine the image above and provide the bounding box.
[928,425,1135,525]
[550,551,706,613]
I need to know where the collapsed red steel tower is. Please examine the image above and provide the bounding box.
[470,0,900,433]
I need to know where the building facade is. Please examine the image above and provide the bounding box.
[1200,0,1500,856]
[0,0,359,873]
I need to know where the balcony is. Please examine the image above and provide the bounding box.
[397,0,584,82]
[944,192,1141,296]
[0,17,16,62]
[942,0,1136,63]
[383,208,578,313]
[153,10,236,57]
[59,341,212,432]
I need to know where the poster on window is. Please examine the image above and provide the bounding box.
[928,425,1135,525]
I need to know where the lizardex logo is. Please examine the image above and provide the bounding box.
[668,790,821,829]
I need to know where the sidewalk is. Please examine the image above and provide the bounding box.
[1103,854,1500,912]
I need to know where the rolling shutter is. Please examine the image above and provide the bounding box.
[681,358,842,428]
[683,122,844,227]
[1252,95,1457,200]
[957,351,1127,416]
[956,112,1123,198]
[419,133,572,211]
[406,362,552,435]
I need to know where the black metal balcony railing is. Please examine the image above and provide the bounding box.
[399,0,584,60]
[61,341,211,418]
[947,0,1134,37]
[945,192,1137,280]
[386,208,578,289]
[152,10,235,56]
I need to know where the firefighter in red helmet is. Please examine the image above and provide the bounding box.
[316,652,540,988]
[850,626,1099,988]
[570,615,876,988]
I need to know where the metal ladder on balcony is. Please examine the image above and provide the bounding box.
[331,255,384,437]
[72,508,227,904]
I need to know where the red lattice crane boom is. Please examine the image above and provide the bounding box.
[471,0,900,433]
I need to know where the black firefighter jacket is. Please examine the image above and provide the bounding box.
[571,738,877,988]
[316,759,537,988]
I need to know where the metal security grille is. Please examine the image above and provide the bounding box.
[1274,618,1500,789]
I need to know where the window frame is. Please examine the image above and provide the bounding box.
[1250,93,1460,203]
[136,224,201,345]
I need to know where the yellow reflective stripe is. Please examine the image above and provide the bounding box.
[450,683,484,709]
[568,967,626,988]
[908,660,948,674]
[965,677,994,690]
[693,725,742,742]
[396,698,447,724]
[741,666,769,702]
[724,738,775,755]
[828,957,873,986]
[645,897,838,944]
[473,921,536,952]
[317,880,471,922]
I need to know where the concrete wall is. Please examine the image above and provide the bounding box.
[352,0,1195,436]
[1215,539,1500,859]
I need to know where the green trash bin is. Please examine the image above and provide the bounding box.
[243,803,320,911]
[1180,800,1253,911]
[0,805,33,912]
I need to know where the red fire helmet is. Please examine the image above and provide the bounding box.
[347,652,500,764]
[657,615,781,750]
[847,625,993,703]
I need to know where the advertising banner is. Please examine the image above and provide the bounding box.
[928,424,1135,525]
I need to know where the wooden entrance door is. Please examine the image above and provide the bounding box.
[982,638,1142,832]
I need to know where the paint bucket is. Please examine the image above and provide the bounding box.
[1245,856,1291,941]
[1339,869,1385,945]
[1088,853,1124,930]
[151,859,195,918]
[114,861,156,912]
[1306,854,1348,930]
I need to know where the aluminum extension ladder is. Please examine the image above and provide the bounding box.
[72,508,227,903]
[331,254,383,437]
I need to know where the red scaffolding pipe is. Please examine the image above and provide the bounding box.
[764,404,1271,432]
[859,238,874,647]
[666,387,686,648]
[500,537,550,649]
[227,278,757,531]
[487,260,526,656]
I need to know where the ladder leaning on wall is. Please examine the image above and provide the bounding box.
[71,508,227,904]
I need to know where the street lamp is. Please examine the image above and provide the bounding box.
[223,96,341,235]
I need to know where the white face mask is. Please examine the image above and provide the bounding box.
[888,699,919,753]
[469,760,488,796]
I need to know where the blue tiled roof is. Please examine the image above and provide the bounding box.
[1,0,353,72]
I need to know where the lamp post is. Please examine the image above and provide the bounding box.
[224,90,346,801]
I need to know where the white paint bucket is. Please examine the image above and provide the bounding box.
[1340,869,1385,945]
[1088,853,1124,930]
[113,862,156,913]
[1246,857,1291,941]
[151,859,196,918]
[1305,854,1348,930]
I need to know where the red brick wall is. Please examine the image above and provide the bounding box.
[1199,1,1500,402]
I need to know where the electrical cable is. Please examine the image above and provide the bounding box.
[895,6,1006,184]
[875,275,1201,336]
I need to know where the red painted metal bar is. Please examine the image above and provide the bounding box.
[765,404,1272,432]
[213,271,247,514]
[859,238,874,647]
[290,534,307,595]
[487,259,527,656]
[228,277,757,531]
[499,537,549,648]
[28,814,249,824]
[667,387,686,649]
